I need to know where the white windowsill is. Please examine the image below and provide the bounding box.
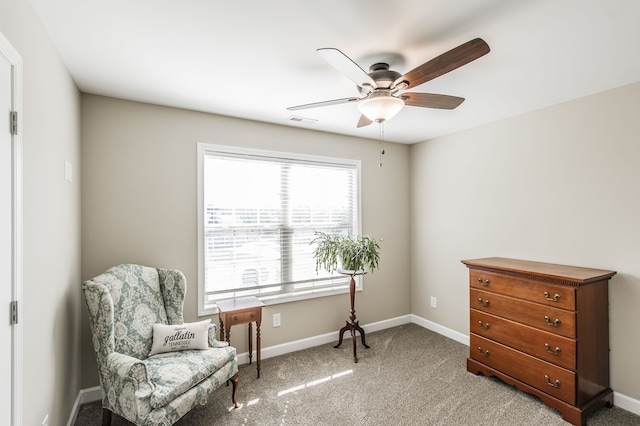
[200,284,362,316]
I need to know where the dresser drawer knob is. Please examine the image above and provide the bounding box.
[477,347,490,357]
[544,291,561,302]
[477,298,490,307]
[544,316,561,327]
[477,277,490,286]
[544,343,561,355]
[478,321,490,330]
[544,375,561,388]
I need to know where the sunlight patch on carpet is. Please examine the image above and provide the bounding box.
[277,369,354,397]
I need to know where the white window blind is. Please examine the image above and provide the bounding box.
[197,144,361,315]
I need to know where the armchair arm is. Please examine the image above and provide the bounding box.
[106,352,154,399]
[208,322,229,348]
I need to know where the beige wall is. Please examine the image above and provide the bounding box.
[80,94,412,387]
[410,81,640,400]
[0,0,82,425]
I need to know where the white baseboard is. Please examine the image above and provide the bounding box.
[410,314,470,346]
[614,391,640,416]
[69,314,640,422]
[66,386,101,426]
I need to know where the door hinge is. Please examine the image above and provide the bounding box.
[10,111,18,136]
[10,301,18,325]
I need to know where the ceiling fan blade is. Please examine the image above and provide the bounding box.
[401,92,465,109]
[394,38,490,89]
[287,96,362,111]
[357,114,373,128]
[317,48,377,89]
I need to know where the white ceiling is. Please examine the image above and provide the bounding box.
[27,0,640,144]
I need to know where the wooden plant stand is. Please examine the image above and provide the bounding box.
[334,272,370,362]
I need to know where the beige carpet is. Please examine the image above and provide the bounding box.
[75,323,640,425]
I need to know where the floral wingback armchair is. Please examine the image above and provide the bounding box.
[83,264,239,426]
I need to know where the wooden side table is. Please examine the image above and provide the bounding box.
[217,296,265,378]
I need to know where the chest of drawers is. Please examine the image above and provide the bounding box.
[462,257,616,426]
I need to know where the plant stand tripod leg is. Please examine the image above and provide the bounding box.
[351,323,358,363]
[334,321,349,348]
[352,320,370,349]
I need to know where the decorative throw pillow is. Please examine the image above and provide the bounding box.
[149,319,210,356]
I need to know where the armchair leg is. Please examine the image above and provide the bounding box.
[102,408,112,426]
[230,372,239,408]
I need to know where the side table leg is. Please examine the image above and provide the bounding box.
[256,320,261,378]
[222,320,231,387]
[248,322,253,365]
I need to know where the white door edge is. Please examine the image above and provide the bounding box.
[0,30,23,426]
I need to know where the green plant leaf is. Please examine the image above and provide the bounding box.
[310,231,380,276]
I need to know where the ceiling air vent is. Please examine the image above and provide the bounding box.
[288,115,318,124]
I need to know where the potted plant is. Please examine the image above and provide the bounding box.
[310,231,381,276]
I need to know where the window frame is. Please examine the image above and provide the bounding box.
[197,143,362,316]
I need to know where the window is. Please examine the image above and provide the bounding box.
[197,144,361,315]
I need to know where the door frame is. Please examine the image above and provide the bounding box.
[0,31,23,426]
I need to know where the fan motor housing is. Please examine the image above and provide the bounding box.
[368,63,401,89]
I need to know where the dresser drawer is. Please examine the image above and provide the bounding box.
[470,288,576,338]
[470,270,576,310]
[470,334,576,404]
[470,309,576,370]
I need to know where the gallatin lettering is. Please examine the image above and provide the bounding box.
[164,328,195,347]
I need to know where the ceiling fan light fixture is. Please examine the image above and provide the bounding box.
[357,93,405,122]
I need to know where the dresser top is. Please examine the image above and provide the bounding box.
[462,257,616,285]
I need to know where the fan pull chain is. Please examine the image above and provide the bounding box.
[378,120,386,168]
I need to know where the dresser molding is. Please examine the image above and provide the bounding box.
[468,268,587,287]
[462,257,616,426]
[462,257,616,287]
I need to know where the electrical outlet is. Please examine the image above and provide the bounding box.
[273,313,281,327]
[42,414,49,426]
[430,296,437,309]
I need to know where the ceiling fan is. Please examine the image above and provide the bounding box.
[287,38,490,127]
